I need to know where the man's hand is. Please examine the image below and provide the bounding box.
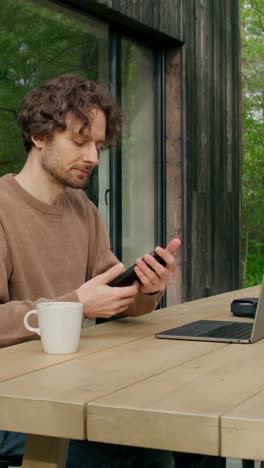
[134,238,181,295]
[77,263,139,319]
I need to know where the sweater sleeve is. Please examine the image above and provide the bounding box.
[0,225,79,348]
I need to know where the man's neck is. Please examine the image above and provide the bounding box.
[15,154,65,205]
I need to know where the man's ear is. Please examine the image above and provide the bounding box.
[31,135,46,149]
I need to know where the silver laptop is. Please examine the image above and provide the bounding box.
[156,278,264,344]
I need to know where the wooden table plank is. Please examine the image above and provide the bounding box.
[0,286,253,382]
[0,335,226,439]
[222,389,264,460]
[87,337,264,456]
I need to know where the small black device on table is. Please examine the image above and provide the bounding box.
[231,298,258,318]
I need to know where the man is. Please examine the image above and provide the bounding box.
[0,74,180,467]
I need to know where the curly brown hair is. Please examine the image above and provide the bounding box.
[17,74,123,152]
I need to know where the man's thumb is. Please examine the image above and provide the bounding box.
[166,238,181,254]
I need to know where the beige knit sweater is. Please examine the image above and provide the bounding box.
[0,174,162,347]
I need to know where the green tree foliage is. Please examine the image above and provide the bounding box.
[241,0,264,286]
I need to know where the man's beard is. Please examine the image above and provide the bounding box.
[41,149,92,189]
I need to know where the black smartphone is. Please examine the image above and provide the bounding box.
[108,251,166,287]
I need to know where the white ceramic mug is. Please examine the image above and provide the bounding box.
[24,302,83,354]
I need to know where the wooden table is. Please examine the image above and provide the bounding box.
[0,285,263,467]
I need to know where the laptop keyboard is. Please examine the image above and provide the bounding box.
[201,322,253,339]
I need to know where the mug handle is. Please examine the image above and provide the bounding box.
[24,310,40,335]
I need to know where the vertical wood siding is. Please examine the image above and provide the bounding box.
[75,0,241,300]
[183,0,241,298]
[166,48,182,304]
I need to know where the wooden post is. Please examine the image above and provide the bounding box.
[22,434,69,468]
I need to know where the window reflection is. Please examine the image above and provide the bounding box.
[121,39,155,266]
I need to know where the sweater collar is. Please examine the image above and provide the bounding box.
[5,174,65,216]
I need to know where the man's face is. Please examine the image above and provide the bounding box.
[40,109,106,189]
